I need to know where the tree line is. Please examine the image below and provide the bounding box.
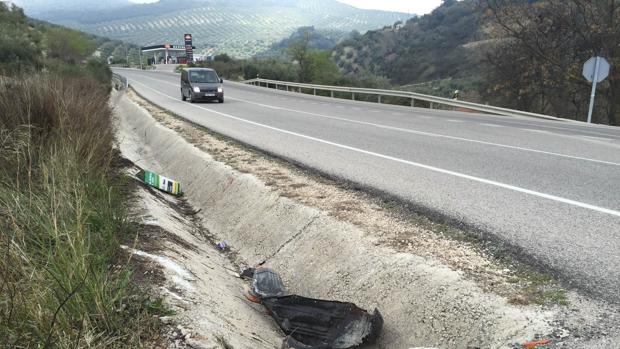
[482,0,619,125]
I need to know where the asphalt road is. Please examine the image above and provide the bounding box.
[114,68,620,303]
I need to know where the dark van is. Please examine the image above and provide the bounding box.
[181,68,224,103]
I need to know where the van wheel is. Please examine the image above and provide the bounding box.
[182,92,186,101]
[218,98,224,104]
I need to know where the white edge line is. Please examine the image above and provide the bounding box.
[127,78,620,218]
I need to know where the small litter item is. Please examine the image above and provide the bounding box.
[216,241,229,250]
[242,267,382,349]
[265,295,382,349]
[135,168,182,196]
[240,267,256,279]
[249,267,287,299]
[522,339,550,349]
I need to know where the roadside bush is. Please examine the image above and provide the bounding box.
[0,75,162,348]
[0,3,42,74]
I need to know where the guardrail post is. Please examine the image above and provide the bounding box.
[313,88,316,96]
[378,95,382,104]
[286,85,289,92]
[352,92,355,101]
[411,98,415,107]
[430,102,434,109]
[331,91,334,98]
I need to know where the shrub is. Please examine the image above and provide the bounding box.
[0,75,162,348]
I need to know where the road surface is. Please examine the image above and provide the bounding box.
[114,68,620,303]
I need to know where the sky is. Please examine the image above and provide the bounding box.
[335,0,443,14]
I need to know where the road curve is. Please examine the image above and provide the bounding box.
[114,68,620,303]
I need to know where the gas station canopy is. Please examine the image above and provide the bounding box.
[141,44,196,65]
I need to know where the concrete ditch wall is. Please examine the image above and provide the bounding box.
[113,90,554,349]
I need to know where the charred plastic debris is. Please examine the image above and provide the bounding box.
[241,267,383,349]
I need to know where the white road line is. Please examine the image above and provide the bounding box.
[446,119,463,123]
[132,73,620,167]
[583,135,613,142]
[129,79,620,218]
[524,129,551,133]
[479,123,504,128]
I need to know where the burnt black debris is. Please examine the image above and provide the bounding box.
[243,268,383,349]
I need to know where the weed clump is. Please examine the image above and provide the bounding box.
[0,76,163,347]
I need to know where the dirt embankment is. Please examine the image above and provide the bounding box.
[112,87,620,349]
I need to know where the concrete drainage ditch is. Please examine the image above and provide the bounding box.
[113,88,578,349]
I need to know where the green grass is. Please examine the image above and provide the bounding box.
[0,75,166,347]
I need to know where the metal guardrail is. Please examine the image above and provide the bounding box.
[241,78,565,121]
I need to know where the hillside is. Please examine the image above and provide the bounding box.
[259,26,341,58]
[333,0,484,85]
[20,0,411,58]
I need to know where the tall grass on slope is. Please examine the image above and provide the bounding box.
[0,76,161,348]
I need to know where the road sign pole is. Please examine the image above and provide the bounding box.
[586,57,600,124]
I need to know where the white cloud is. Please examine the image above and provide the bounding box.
[336,0,443,14]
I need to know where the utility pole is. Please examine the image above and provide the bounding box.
[586,57,600,124]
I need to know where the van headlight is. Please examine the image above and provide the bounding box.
[217,87,223,93]
[193,86,201,93]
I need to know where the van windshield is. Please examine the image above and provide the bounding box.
[189,70,219,83]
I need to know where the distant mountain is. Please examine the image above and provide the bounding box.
[11,0,131,15]
[18,0,411,58]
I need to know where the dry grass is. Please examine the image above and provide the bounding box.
[0,76,165,348]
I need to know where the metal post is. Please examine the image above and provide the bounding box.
[286,85,289,92]
[139,49,143,70]
[430,102,434,109]
[411,98,415,107]
[331,91,334,98]
[378,95,382,104]
[587,57,601,124]
[313,88,316,96]
[352,92,355,101]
